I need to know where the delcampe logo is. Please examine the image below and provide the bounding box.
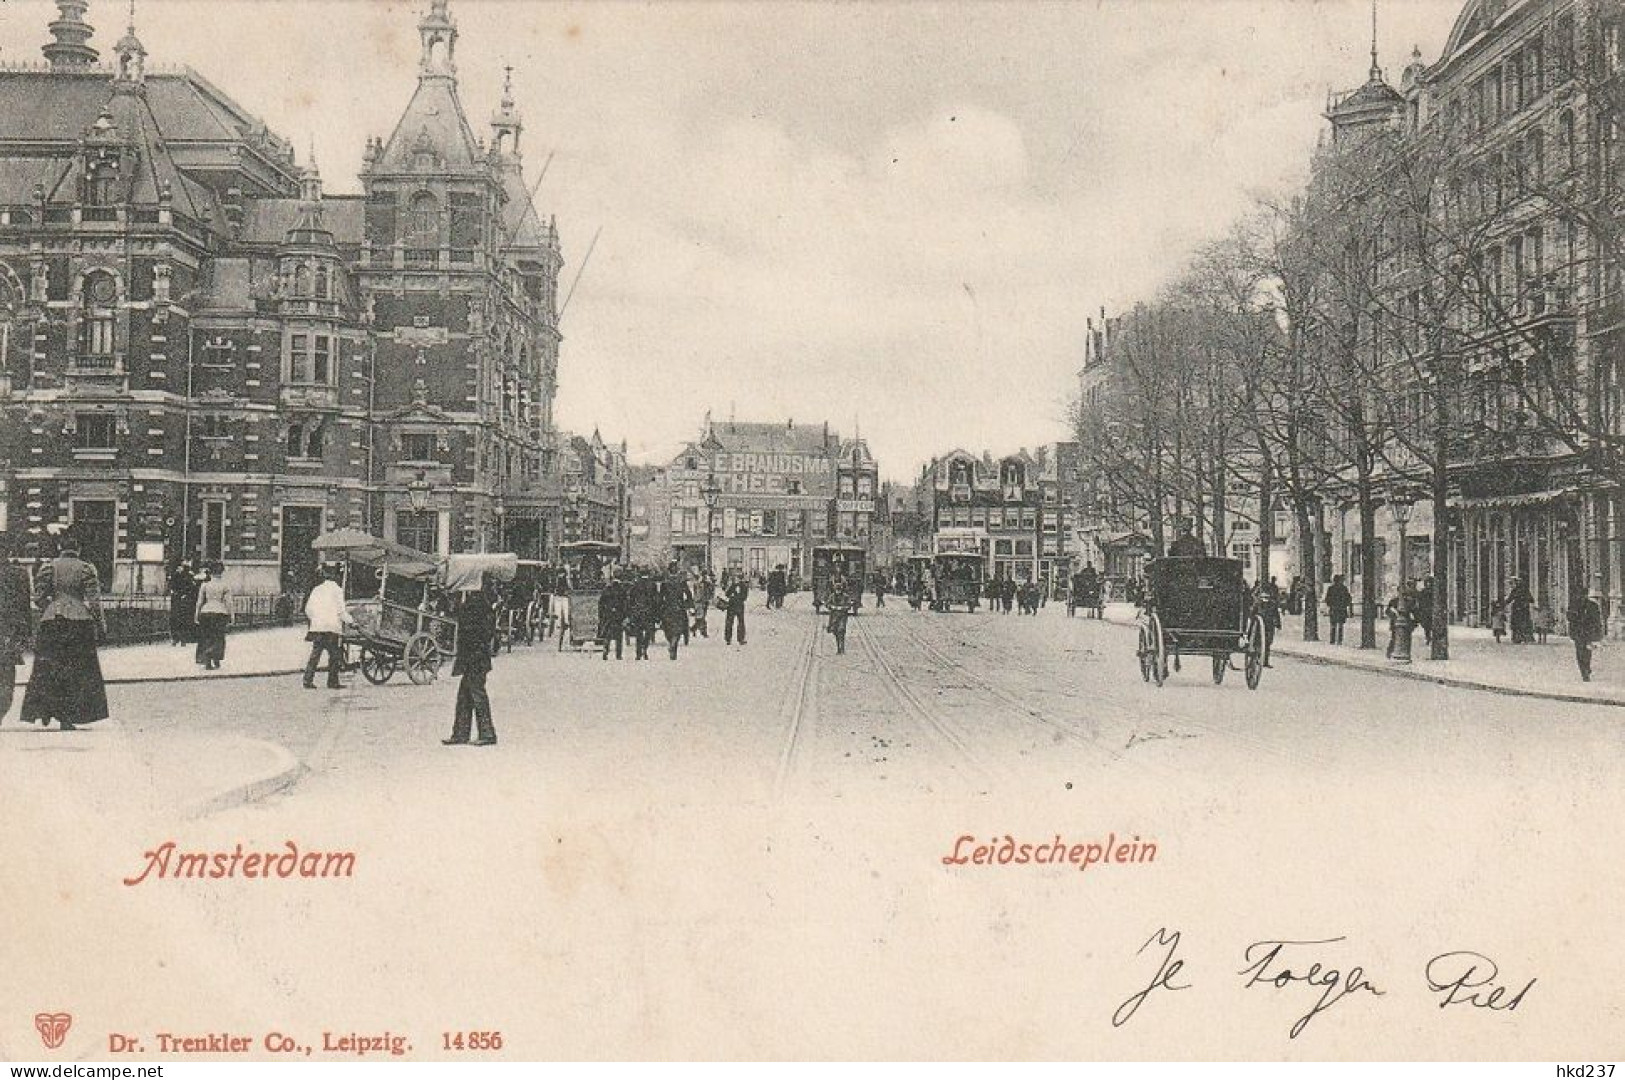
[34,1011,73,1050]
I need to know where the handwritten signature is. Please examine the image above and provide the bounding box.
[1113,928,1535,1039]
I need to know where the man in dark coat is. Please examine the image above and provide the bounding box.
[168,557,199,645]
[598,572,627,661]
[1568,591,1605,682]
[0,534,33,722]
[1324,574,1353,645]
[1507,576,1535,644]
[444,581,496,746]
[1167,527,1204,558]
[723,574,749,645]
[660,567,693,660]
[627,570,659,660]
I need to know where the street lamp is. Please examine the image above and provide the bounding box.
[407,470,432,513]
[702,475,722,573]
[699,425,726,574]
[1391,492,1415,590]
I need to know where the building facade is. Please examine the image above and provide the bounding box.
[0,0,563,595]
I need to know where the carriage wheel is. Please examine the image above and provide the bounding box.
[1211,654,1226,685]
[1137,625,1152,682]
[1150,613,1167,687]
[360,647,396,685]
[1245,616,1266,690]
[405,633,443,685]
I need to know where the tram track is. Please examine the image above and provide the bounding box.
[850,613,1000,787]
[950,612,1299,771]
[771,608,824,800]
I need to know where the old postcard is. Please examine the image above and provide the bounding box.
[2,0,1623,1063]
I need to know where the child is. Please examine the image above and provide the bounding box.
[1489,599,1508,643]
[1533,604,1556,645]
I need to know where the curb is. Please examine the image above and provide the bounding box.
[1268,644,1625,708]
[184,738,306,819]
[14,666,306,688]
[1099,609,1625,709]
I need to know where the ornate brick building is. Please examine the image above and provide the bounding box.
[0,0,563,595]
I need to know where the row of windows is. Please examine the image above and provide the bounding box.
[936,507,1041,530]
[63,411,332,457]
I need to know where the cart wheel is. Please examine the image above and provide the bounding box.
[405,632,442,685]
[1211,654,1226,685]
[1150,612,1167,687]
[1245,616,1265,690]
[360,647,396,685]
[1137,625,1152,682]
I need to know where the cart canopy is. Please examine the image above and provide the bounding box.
[311,529,442,580]
[443,553,519,593]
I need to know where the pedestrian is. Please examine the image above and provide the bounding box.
[1324,574,1352,645]
[598,571,627,661]
[1533,603,1556,645]
[0,534,33,723]
[723,572,749,645]
[661,565,692,660]
[193,559,232,670]
[1568,590,1605,682]
[444,577,497,746]
[1507,576,1534,644]
[1383,589,1415,659]
[1255,576,1282,666]
[826,569,852,655]
[1414,576,1436,645]
[17,530,109,731]
[301,564,352,690]
[1287,575,1305,616]
[691,570,715,638]
[628,569,658,660]
[168,556,199,645]
[1489,597,1508,643]
[873,571,886,609]
[1001,577,1015,614]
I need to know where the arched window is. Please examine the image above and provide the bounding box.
[293,263,311,296]
[1560,110,1577,172]
[1527,130,1545,186]
[80,272,118,365]
[409,192,438,246]
[315,264,331,299]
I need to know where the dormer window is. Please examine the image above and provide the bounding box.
[87,165,118,207]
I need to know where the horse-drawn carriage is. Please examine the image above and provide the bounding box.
[1069,569,1104,619]
[1135,556,1266,689]
[309,529,515,685]
[555,540,621,650]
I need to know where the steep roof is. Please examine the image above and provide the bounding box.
[0,68,286,150]
[375,76,483,174]
[710,421,836,456]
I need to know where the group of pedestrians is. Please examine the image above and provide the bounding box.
[168,555,233,670]
[596,564,752,662]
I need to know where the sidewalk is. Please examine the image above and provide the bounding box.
[1102,602,1625,707]
[15,624,309,685]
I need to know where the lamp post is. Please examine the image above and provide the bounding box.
[700,426,725,574]
[407,469,432,513]
[702,476,721,574]
[1391,493,1415,591]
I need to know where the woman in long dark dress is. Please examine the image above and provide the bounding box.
[19,532,109,731]
[168,558,199,645]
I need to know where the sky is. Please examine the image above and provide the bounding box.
[0,0,1466,479]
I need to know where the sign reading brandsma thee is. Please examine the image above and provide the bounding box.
[713,451,834,496]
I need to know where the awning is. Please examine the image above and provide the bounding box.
[443,553,519,592]
[1454,487,1581,510]
[311,529,442,579]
